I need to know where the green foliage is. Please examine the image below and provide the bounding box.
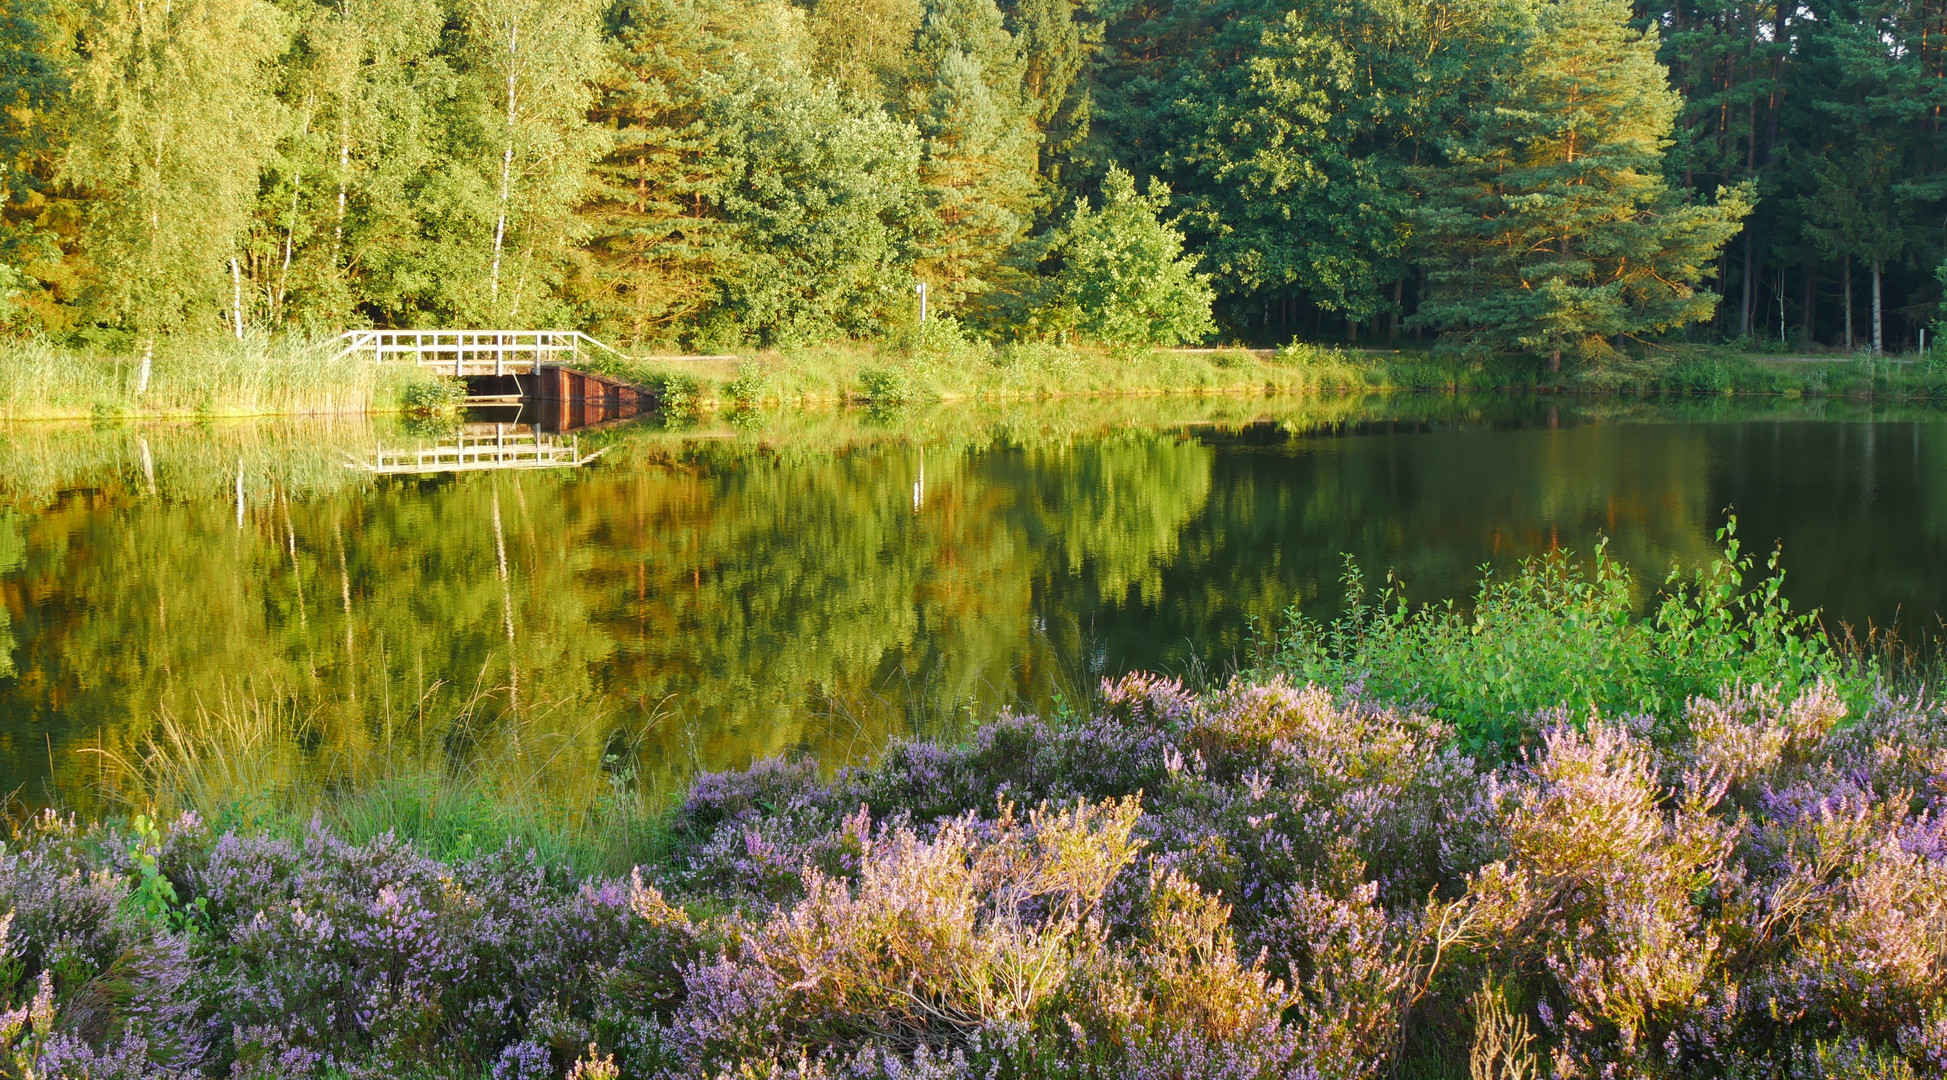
[1266,521,1861,752]
[398,374,466,416]
[857,363,930,404]
[898,313,992,367]
[1026,168,1214,347]
[62,0,289,337]
[0,0,1917,360]
[700,67,925,347]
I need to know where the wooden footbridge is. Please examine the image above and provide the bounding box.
[333,328,735,435]
[331,330,628,376]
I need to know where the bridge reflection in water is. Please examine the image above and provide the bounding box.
[349,422,605,475]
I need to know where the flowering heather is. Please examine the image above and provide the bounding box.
[1,669,1943,1078]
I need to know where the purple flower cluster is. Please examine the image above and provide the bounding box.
[0,674,1941,1077]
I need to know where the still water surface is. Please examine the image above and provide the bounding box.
[1,394,1942,809]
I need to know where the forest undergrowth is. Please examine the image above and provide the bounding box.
[1,532,1943,1079]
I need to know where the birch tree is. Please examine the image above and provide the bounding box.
[62,0,287,372]
[251,0,443,328]
[458,0,605,323]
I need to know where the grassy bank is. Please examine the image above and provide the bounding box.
[10,535,1942,1079]
[582,337,1551,410]
[590,336,1947,415]
[0,333,450,420]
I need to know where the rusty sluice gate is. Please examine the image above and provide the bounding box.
[523,363,659,432]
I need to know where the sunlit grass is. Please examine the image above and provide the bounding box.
[584,338,1553,410]
[0,331,441,420]
[97,673,681,878]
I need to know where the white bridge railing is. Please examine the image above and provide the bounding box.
[331,330,627,376]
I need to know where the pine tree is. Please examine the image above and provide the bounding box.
[1003,0,1081,126]
[1410,0,1751,369]
[575,0,793,345]
[905,0,1040,311]
[1791,3,1935,355]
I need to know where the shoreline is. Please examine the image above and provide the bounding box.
[2,337,1945,421]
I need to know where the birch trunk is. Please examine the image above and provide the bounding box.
[1870,258,1883,356]
[489,16,519,306]
[1739,231,1754,338]
[136,336,153,395]
[230,257,245,339]
[277,99,313,322]
[333,2,351,254]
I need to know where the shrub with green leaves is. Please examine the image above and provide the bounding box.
[398,375,466,417]
[1027,169,1217,349]
[1264,521,1861,752]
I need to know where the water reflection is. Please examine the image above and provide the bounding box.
[353,423,605,474]
[2,394,1945,812]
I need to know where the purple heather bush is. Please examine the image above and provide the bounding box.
[1,669,1943,1078]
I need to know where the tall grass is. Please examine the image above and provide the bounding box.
[100,676,679,878]
[0,331,442,420]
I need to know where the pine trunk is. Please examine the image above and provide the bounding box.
[1801,258,1815,345]
[1548,348,1561,373]
[1843,261,1853,352]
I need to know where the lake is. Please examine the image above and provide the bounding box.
[2,392,1942,812]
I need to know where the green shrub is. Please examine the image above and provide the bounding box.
[638,369,702,414]
[856,364,929,405]
[1026,168,1217,348]
[1263,520,1863,753]
[898,315,992,369]
[723,362,773,407]
[398,374,467,416]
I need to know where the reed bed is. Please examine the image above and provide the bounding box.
[0,332,441,420]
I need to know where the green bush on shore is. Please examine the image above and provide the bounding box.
[1265,521,1861,752]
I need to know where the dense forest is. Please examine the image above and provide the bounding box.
[0,0,1940,362]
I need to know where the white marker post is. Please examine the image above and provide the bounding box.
[917,282,928,324]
